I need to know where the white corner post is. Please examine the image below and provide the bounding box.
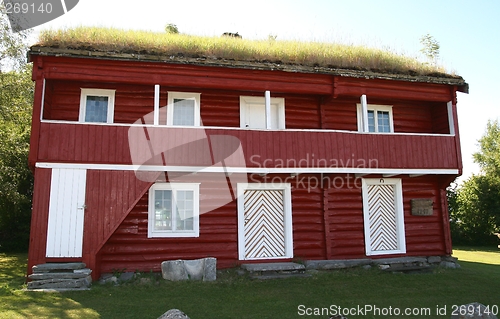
[447,101,455,136]
[360,94,369,132]
[265,90,271,129]
[40,78,46,121]
[154,84,160,125]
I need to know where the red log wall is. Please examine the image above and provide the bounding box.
[41,80,451,134]
[97,173,449,274]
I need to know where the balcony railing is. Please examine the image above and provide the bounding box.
[35,121,460,173]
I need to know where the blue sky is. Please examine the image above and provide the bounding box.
[31,0,500,182]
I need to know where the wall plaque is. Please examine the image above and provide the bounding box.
[411,199,433,216]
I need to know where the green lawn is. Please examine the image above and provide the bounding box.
[1,248,498,319]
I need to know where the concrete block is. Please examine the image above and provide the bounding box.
[161,260,189,281]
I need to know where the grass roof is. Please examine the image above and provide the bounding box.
[34,27,462,80]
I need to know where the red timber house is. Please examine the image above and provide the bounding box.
[26,34,468,280]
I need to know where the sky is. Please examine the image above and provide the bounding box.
[26,0,500,182]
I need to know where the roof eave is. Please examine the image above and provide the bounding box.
[28,46,469,91]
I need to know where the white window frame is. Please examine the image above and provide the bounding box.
[240,96,285,129]
[79,88,115,123]
[167,92,201,126]
[148,183,200,238]
[356,104,394,133]
[362,178,406,256]
[237,183,293,260]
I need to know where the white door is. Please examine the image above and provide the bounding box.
[362,178,406,256]
[238,183,293,260]
[239,96,285,129]
[46,168,87,257]
[245,104,280,129]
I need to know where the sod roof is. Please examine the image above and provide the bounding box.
[29,27,468,92]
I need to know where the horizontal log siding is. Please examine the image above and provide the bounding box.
[431,102,451,134]
[27,168,52,274]
[36,56,334,95]
[402,175,447,256]
[285,95,321,129]
[324,175,447,259]
[99,173,325,273]
[325,175,365,259]
[322,97,358,131]
[98,173,448,273]
[42,81,158,123]
[199,90,240,127]
[42,79,450,134]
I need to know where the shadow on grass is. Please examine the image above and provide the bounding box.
[0,253,28,288]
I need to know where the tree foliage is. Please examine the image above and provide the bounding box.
[450,120,500,245]
[165,23,179,34]
[419,33,440,64]
[0,7,33,251]
[1,4,30,70]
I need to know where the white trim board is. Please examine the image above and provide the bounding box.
[35,162,459,175]
[38,119,455,137]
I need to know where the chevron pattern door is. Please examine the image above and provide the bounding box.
[362,179,406,256]
[243,189,286,259]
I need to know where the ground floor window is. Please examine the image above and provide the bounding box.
[148,183,200,238]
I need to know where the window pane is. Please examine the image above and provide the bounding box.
[172,99,195,126]
[175,190,194,230]
[377,111,391,132]
[154,190,172,230]
[85,96,108,123]
[367,110,375,132]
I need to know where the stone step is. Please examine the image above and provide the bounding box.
[29,269,92,280]
[305,259,372,270]
[240,262,307,279]
[28,263,92,290]
[382,265,432,273]
[26,288,91,292]
[241,262,305,273]
[32,262,86,273]
[27,276,92,289]
[249,273,311,280]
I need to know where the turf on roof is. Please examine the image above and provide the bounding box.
[34,27,463,81]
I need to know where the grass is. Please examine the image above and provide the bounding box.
[452,246,500,265]
[34,27,456,78]
[1,248,498,319]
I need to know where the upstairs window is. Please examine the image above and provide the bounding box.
[240,96,285,129]
[79,89,115,123]
[148,183,200,238]
[357,104,393,133]
[167,92,201,126]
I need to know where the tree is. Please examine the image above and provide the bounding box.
[0,6,33,251]
[1,4,30,70]
[450,120,500,245]
[165,23,179,34]
[419,33,440,64]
